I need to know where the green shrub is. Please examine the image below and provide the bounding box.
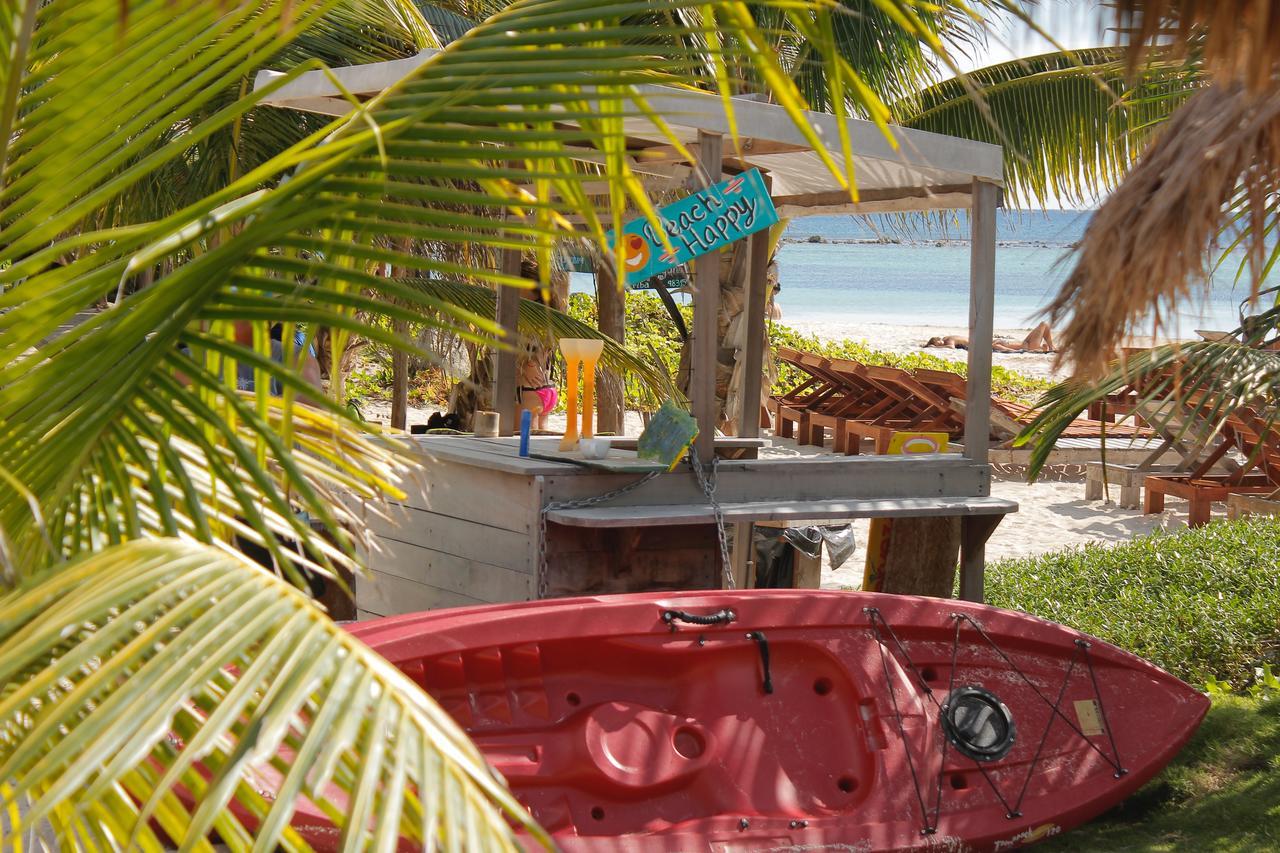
[567,291,687,410]
[567,291,1051,409]
[768,323,1051,402]
[986,518,1280,686]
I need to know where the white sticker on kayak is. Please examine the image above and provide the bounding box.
[1074,699,1104,736]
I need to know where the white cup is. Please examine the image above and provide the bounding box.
[579,437,611,459]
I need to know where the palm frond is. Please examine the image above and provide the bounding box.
[1046,83,1280,375]
[1017,303,1280,478]
[0,538,547,850]
[897,48,1206,207]
[0,0,928,844]
[413,278,683,403]
[0,0,871,581]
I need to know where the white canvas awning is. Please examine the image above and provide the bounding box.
[253,50,1002,217]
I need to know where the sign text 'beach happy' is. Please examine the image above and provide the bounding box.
[608,168,778,289]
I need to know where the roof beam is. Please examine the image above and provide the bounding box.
[254,54,1004,185]
[771,183,974,209]
[631,138,809,164]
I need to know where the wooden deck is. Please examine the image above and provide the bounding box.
[354,435,1016,618]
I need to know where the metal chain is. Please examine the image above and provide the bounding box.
[537,470,662,598]
[687,445,735,589]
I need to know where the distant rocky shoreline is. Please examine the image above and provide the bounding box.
[779,235,1079,249]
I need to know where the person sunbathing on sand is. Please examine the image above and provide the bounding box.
[925,321,1056,353]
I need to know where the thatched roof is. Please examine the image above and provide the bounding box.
[1051,1,1280,375]
[1049,84,1280,376]
[1117,1,1280,90]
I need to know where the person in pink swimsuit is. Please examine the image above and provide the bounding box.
[517,281,560,430]
[519,341,557,430]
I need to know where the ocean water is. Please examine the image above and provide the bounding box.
[571,210,1258,336]
[776,210,1252,333]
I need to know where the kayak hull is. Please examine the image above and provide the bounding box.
[312,590,1209,850]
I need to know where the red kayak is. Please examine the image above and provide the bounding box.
[306,590,1208,850]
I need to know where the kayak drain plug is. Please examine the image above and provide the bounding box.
[746,631,773,694]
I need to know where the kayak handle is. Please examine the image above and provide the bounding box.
[746,631,774,695]
[661,608,736,627]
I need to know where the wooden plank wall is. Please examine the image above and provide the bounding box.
[355,459,540,617]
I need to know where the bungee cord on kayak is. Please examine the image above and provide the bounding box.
[867,606,1130,837]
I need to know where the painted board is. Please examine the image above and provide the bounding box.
[608,168,778,288]
[863,432,951,592]
[637,401,699,470]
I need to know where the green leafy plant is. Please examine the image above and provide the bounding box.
[985,517,1280,687]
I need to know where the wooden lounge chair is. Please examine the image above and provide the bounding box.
[779,355,910,452]
[769,348,848,442]
[769,351,959,454]
[818,361,960,454]
[911,368,1153,445]
[1143,406,1280,527]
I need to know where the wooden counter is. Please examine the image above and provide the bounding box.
[353,436,1016,618]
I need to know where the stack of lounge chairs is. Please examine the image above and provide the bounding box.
[1143,403,1280,526]
[769,347,1149,455]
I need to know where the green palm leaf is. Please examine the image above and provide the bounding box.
[1016,306,1280,480]
[897,48,1207,206]
[0,0,880,578]
[0,538,546,850]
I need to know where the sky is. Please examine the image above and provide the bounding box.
[962,2,1112,72]
[955,2,1117,208]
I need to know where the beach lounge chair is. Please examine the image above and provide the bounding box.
[769,351,959,454]
[770,350,866,444]
[769,348,846,441]
[819,361,960,454]
[911,368,1154,445]
[1143,406,1280,526]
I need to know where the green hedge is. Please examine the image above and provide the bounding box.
[567,291,1050,409]
[986,518,1280,686]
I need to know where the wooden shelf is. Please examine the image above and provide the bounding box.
[547,496,1018,528]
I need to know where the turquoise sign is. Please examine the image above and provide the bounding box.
[607,168,778,288]
[633,266,689,293]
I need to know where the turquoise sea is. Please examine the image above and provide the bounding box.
[777,210,1253,333]
[573,210,1257,336]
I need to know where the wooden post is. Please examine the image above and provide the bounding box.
[390,320,408,431]
[691,130,723,461]
[495,248,523,436]
[959,515,1003,603]
[739,228,770,439]
[596,260,625,434]
[389,247,410,431]
[964,180,998,471]
[960,180,999,602]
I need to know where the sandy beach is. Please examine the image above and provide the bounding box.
[783,319,1068,380]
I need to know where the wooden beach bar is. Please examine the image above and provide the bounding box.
[256,53,1017,612]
